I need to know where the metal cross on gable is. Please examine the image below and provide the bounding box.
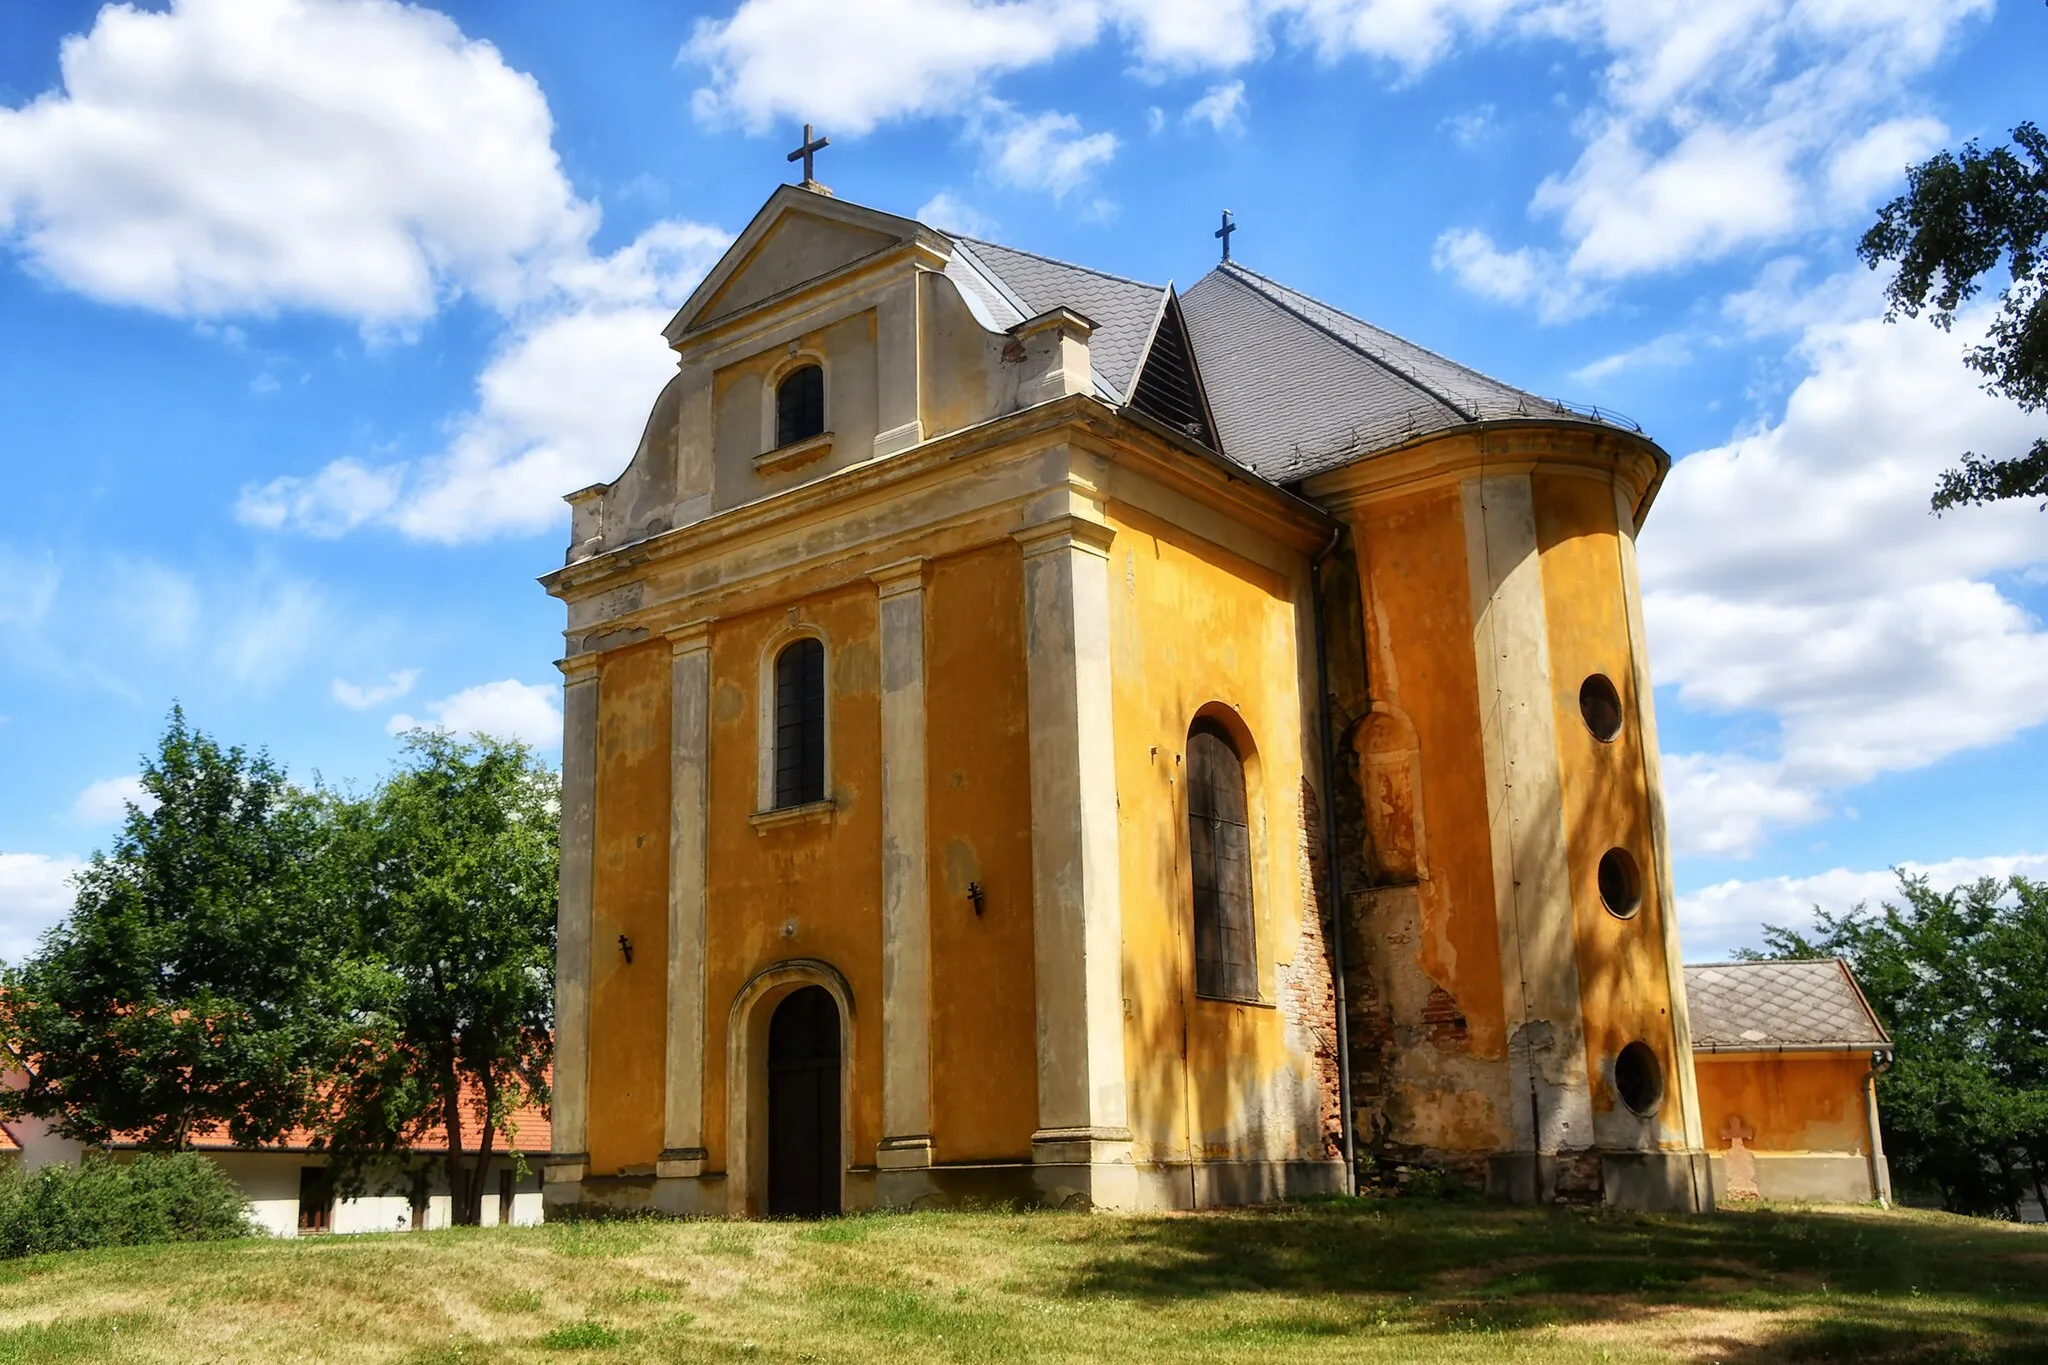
[1215,209,1237,262]
[787,123,830,185]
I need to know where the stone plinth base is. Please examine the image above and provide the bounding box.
[1486,1149,1714,1212]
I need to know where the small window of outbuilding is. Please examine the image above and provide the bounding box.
[775,364,825,447]
[1187,719,1257,1001]
[773,637,827,808]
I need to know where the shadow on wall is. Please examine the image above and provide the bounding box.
[1060,1201,2048,1363]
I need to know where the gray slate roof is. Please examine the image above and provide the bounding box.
[1178,263,1616,483]
[1684,960,1891,1053]
[950,237,1165,404]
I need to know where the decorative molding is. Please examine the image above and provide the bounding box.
[870,557,926,598]
[752,430,834,476]
[556,654,602,683]
[1013,515,1115,561]
[663,618,712,655]
[872,419,924,460]
[655,1147,709,1179]
[748,798,836,831]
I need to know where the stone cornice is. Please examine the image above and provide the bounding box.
[1299,420,1671,530]
[539,395,1333,640]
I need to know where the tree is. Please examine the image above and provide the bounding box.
[1860,120,2048,511]
[1751,874,2048,1217]
[317,732,557,1226]
[0,708,349,1149]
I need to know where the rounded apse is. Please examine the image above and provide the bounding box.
[1614,1041,1664,1118]
[1579,673,1624,742]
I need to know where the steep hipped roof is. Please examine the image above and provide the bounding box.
[1179,262,1622,482]
[1684,960,1892,1053]
[950,237,1167,403]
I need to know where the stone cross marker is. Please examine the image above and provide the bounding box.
[788,123,830,189]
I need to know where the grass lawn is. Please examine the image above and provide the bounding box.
[0,1199,2043,1364]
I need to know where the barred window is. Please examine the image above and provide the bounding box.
[1187,719,1257,1001]
[775,364,825,447]
[773,638,826,808]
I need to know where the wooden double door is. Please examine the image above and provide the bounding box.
[766,986,841,1217]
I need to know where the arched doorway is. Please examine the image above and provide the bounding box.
[766,985,841,1216]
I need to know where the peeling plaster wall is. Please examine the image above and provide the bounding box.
[1695,1053,1874,1155]
[924,543,1040,1162]
[712,309,880,511]
[1336,482,1514,1165]
[1104,500,1334,1170]
[588,641,672,1175]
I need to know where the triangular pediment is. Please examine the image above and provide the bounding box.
[1127,290,1219,452]
[667,186,937,342]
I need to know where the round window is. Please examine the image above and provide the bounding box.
[1614,1041,1664,1117]
[1598,848,1642,918]
[1579,673,1624,742]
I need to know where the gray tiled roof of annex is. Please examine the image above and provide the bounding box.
[951,237,1166,403]
[1683,960,1892,1052]
[1179,262,1616,483]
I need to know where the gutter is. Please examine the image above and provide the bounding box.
[1309,523,1357,1194]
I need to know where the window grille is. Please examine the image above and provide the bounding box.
[776,364,825,447]
[774,638,826,807]
[1187,720,1257,1000]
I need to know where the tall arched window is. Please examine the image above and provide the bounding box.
[1187,718,1257,1001]
[775,364,825,447]
[773,637,826,807]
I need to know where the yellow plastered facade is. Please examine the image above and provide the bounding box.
[543,187,1733,1216]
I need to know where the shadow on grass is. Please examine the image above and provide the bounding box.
[1064,1198,2048,1360]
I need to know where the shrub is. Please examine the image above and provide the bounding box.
[0,1153,253,1258]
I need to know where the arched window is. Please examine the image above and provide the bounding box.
[773,637,826,807]
[1187,719,1257,1001]
[775,364,825,447]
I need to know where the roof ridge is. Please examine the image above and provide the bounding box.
[1685,958,1847,969]
[1214,263,1475,425]
[955,235,1163,293]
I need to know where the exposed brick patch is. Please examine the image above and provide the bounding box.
[1420,985,1469,1046]
[1282,777,1343,1160]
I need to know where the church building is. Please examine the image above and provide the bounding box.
[539,166,1712,1216]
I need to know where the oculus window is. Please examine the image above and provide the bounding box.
[773,637,827,808]
[1187,719,1258,1001]
[775,364,825,447]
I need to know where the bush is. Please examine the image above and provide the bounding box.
[0,1153,253,1257]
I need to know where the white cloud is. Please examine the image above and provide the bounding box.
[970,101,1118,200]
[389,679,561,748]
[1431,228,1603,324]
[916,192,998,238]
[237,219,729,542]
[1184,80,1247,133]
[1642,292,2048,858]
[0,0,594,327]
[1571,330,1692,383]
[687,0,1101,134]
[1441,102,1495,146]
[332,669,419,710]
[0,852,84,964]
[71,776,155,825]
[1678,852,2048,963]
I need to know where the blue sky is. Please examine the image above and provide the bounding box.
[3,0,2045,962]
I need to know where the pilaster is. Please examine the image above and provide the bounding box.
[1014,515,1132,1193]
[1461,475,1595,1167]
[873,560,934,1169]
[873,274,924,458]
[549,655,600,1185]
[659,620,713,1179]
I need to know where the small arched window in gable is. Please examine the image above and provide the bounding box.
[775,363,825,447]
[1187,718,1257,1001]
[773,637,827,808]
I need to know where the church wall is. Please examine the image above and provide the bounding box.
[923,543,1040,1162]
[587,640,673,1176]
[711,309,880,513]
[700,587,887,1176]
[1343,483,1515,1160]
[1103,500,1335,1171]
[918,271,1000,442]
[1531,472,1688,1152]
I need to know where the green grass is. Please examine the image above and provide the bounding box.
[0,1199,2041,1362]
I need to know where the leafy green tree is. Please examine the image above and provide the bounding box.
[1860,121,2048,511]
[1752,874,2048,1217]
[0,708,349,1149]
[317,731,557,1226]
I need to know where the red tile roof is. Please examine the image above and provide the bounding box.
[111,1072,552,1157]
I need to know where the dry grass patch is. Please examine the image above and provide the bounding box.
[0,1200,2041,1363]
